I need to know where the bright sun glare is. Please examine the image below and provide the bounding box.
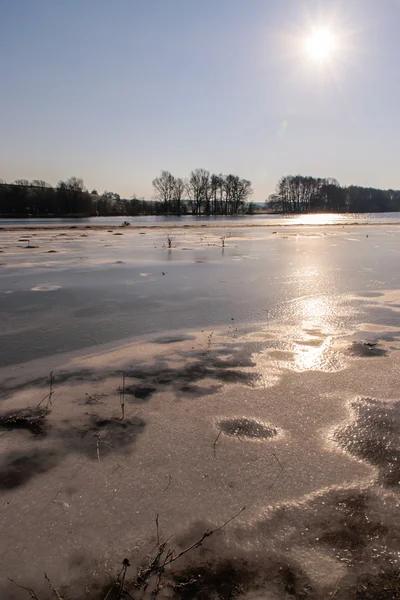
[306,28,337,62]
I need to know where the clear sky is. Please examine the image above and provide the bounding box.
[1,0,399,202]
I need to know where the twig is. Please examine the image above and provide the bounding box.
[8,578,41,600]
[37,371,55,409]
[267,453,284,490]
[172,577,198,590]
[48,372,54,407]
[117,559,130,600]
[153,548,173,597]
[103,583,115,600]
[44,573,63,600]
[202,330,213,352]
[163,506,246,568]
[136,540,170,589]
[207,332,213,350]
[213,429,222,458]
[134,507,245,595]
[153,566,164,597]
[156,514,160,546]
[85,392,99,404]
[104,559,130,600]
[94,432,113,461]
[51,391,62,405]
[120,373,126,420]
[162,474,172,495]
[329,576,341,599]
[272,452,283,470]
[41,459,89,515]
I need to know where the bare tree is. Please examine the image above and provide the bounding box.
[187,168,210,215]
[210,174,219,214]
[31,180,51,188]
[56,176,89,214]
[103,190,120,201]
[173,177,185,215]
[64,176,86,192]
[224,174,235,214]
[152,171,175,213]
[233,178,253,214]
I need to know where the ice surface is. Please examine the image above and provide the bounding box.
[0,225,399,598]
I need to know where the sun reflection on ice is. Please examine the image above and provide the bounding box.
[250,293,349,384]
[292,295,342,371]
[300,294,332,324]
[288,213,351,225]
[292,335,334,372]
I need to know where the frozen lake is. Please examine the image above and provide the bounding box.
[0,224,400,366]
[0,223,399,599]
[1,211,400,228]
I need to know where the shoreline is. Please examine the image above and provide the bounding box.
[1,220,400,232]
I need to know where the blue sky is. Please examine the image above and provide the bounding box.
[1,0,400,202]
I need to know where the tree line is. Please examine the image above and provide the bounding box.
[152,169,253,215]
[0,177,165,217]
[266,175,400,213]
[0,170,254,217]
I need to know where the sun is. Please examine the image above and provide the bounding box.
[306,28,337,62]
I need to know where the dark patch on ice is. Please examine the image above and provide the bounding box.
[172,559,258,599]
[317,490,388,551]
[217,417,278,440]
[126,362,257,389]
[171,557,316,599]
[125,386,157,401]
[0,450,59,490]
[124,347,259,395]
[0,342,260,403]
[346,341,387,357]
[334,397,400,488]
[0,368,103,399]
[179,384,222,397]
[363,305,400,329]
[153,334,196,344]
[342,569,400,600]
[3,484,400,598]
[165,486,399,599]
[0,407,49,436]
[184,351,256,370]
[358,291,384,298]
[0,411,146,488]
[211,368,254,384]
[64,416,146,459]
